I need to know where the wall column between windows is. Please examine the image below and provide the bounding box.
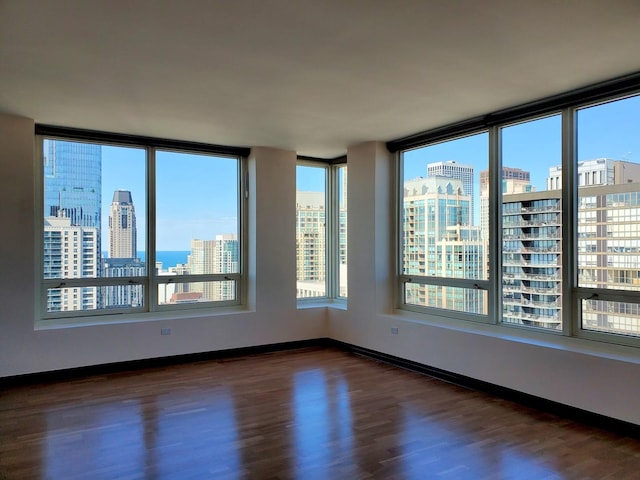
[331,142,393,343]
[0,113,37,375]
[248,147,298,315]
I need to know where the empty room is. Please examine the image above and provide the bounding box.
[1,1,640,478]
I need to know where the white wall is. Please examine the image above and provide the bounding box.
[329,140,640,426]
[0,114,325,377]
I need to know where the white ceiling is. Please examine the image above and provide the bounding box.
[1,0,640,158]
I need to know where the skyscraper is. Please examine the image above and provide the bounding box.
[295,191,326,297]
[427,161,475,222]
[403,176,486,313]
[43,140,102,228]
[44,216,99,312]
[109,190,137,258]
[502,191,563,330]
[103,190,143,309]
[187,234,239,302]
[547,158,640,190]
[479,166,532,244]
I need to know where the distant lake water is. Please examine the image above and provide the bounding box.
[142,251,190,269]
[103,251,190,270]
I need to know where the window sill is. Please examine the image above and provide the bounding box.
[297,298,347,311]
[35,305,254,331]
[388,308,640,365]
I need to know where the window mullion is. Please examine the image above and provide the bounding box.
[327,165,338,299]
[488,125,501,325]
[562,107,577,337]
[147,146,158,312]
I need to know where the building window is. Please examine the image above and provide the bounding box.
[400,133,489,318]
[296,164,327,299]
[501,114,562,331]
[39,133,245,320]
[576,95,640,339]
[295,161,347,301]
[395,87,640,347]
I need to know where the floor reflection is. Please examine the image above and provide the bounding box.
[293,368,356,479]
[42,384,242,479]
[154,387,241,479]
[45,400,144,479]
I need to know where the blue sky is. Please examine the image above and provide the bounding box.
[101,95,638,250]
[102,149,238,251]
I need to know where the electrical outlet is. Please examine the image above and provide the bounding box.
[160,328,172,335]
[391,327,399,335]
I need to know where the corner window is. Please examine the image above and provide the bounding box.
[296,161,347,302]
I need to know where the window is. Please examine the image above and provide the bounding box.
[500,115,562,331]
[40,133,245,319]
[576,95,640,339]
[394,78,640,347]
[296,161,347,301]
[400,133,489,318]
[296,164,327,299]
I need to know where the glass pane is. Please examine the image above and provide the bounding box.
[577,95,640,336]
[46,285,144,313]
[296,165,326,298]
[404,283,487,315]
[581,299,640,337]
[155,151,239,278]
[401,133,488,314]
[158,281,236,305]
[338,166,348,298]
[500,115,563,330]
[43,140,146,312]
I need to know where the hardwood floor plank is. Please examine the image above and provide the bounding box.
[1,347,639,479]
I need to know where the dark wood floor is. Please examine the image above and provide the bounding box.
[1,347,639,480]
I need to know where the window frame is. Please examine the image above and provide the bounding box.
[36,128,248,321]
[570,95,640,347]
[295,157,347,304]
[391,73,640,348]
[396,131,493,324]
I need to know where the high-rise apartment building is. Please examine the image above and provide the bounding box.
[109,190,137,258]
[502,159,640,332]
[502,191,563,329]
[102,258,145,309]
[187,234,239,302]
[547,158,640,190]
[479,167,532,244]
[296,191,326,297]
[427,161,475,221]
[403,176,485,313]
[578,183,640,335]
[44,216,99,312]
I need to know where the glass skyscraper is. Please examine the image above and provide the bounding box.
[43,140,102,228]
